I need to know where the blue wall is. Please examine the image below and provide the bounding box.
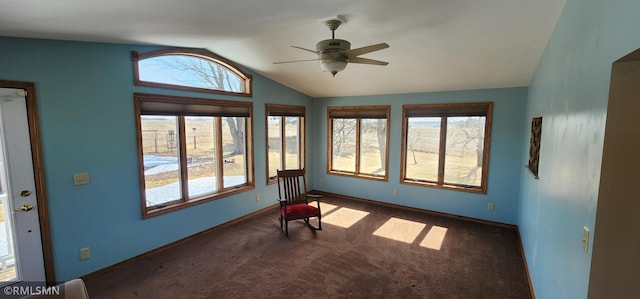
[311,88,527,225]
[0,36,527,281]
[518,0,640,298]
[0,37,312,281]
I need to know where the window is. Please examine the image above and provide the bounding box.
[135,93,254,217]
[132,49,252,97]
[401,102,493,193]
[266,104,305,184]
[327,106,390,181]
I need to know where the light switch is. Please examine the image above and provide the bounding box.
[582,226,590,252]
[80,247,90,260]
[73,172,90,186]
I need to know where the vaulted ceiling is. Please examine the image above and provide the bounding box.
[0,0,565,97]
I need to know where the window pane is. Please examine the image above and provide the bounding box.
[138,55,243,92]
[267,116,282,179]
[140,116,181,207]
[332,119,357,172]
[359,119,386,175]
[222,117,247,188]
[284,117,300,169]
[444,116,485,186]
[405,117,440,182]
[185,116,218,198]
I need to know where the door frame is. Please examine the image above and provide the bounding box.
[0,79,54,284]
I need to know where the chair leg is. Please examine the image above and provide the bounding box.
[280,215,288,237]
[285,220,289,236]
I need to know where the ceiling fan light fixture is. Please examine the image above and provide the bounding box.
[320,60,348,77]
[274,17,389,76]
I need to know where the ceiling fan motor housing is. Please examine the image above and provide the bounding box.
[316,39,351,54]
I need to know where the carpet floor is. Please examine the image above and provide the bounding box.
[83,195,532,298]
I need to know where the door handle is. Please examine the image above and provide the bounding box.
[15,204,33,212]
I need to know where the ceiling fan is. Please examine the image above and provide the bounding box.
[274,19,390,77]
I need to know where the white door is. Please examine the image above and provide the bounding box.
[0,87,45,285]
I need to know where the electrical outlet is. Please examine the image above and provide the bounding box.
[255,194,260,202]
[488,203,495,211]
[80,247,91,260]
[582,226,590,252]
[393,189,398,196]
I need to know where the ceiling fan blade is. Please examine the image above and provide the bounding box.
[291,46,319,54]
[344,43,389,58]
[273,58,321,64]
[349,57,388,66]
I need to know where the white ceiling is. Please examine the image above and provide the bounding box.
[0,0,565,98]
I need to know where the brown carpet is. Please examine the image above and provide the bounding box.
[83,195,532,298]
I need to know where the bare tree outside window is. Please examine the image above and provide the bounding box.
[332,119,356,155]
[359,119,386,175]
[144,55,243,92]
[407,128,421,165]
[332,119,357,172]
[224,117,245,155]
[445,117,486,185]
[405,117,440,182]
[375,119,387,172]
[447,117,485,167]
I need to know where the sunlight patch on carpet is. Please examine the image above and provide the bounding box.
[309,201,339,215]
[373,217,426,244]
[322,207,370,228]
[419,225,448,250]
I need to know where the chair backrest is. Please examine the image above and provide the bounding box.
[277,169,308,205]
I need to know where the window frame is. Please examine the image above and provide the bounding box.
[135,93,254,218]
[327,105,390,181]
[265,104,306,185]
[400,102,493,194]
[132,48,253,97]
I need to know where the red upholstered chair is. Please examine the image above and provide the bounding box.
[277,169,322,236]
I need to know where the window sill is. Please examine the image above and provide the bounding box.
[401,179,486,194]
[328,170,388,182]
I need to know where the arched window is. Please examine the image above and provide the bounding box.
[132,49,252,97]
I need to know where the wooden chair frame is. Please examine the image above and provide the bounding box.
[276,169,322,236]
